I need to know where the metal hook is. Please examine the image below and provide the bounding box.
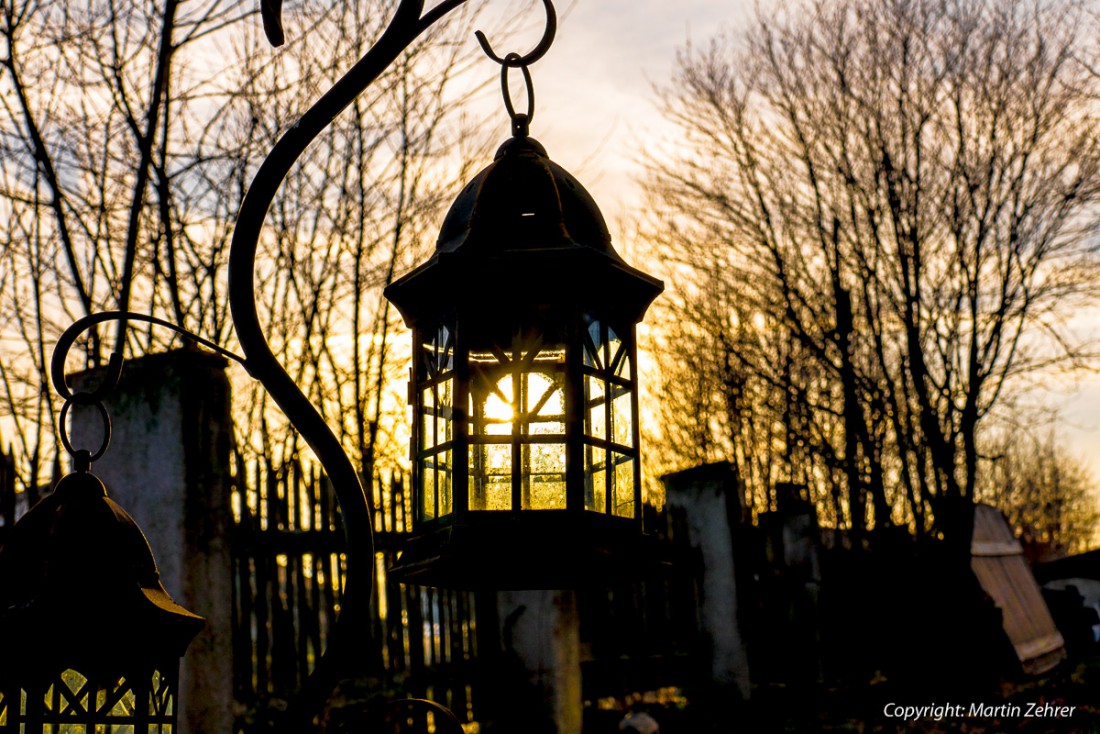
[475,0,557,68]
[50,310,249,404]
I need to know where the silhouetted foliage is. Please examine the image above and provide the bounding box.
[980,420,1100,561]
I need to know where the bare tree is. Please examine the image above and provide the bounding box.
[0,0,254,490]
[222,1,492,476]
[645,0,1100,544]
[979,416,1100,561]
[0,0,493,487]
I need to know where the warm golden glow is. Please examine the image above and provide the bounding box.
[31,669,174,734]
[483,378,515,425]
[466,340,570,511]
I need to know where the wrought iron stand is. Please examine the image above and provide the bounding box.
[46,1,559,731]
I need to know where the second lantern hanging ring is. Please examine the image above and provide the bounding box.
[57,396,111,472]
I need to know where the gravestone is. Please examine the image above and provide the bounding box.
[662,461,751,701]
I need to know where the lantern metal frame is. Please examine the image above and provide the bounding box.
[383,131,664,588]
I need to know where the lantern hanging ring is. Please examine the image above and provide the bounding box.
[500,53,535,137]
[57,397,110,471]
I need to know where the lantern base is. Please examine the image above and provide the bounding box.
[387,511,667,589]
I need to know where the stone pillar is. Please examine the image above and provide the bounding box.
[494,590,582,734]
[662,461,750,701]
[758,482,822,687]
[71,349,233,734]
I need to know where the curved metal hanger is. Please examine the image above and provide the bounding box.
[49,311,248,473]
[51,310,247,405]
[232,0,560,729]
[261,0,285,47]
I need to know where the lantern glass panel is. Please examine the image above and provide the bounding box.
[582,319,638,518]
[470,426,513,510]
[583,322,603,369]
[611,387,632,447]
[416,321,456,521]
[149,670,173,734]
[44,669,91,733]
[422,466,437,520]
[613,453,635,518]
[478,468,512,511]
[522,443,567,509]
[98,679,137,719]
[420,322,455,375]
[614,352,632,379]
[585,375,605,440]
[468,335,567,511]
[585,450,607,512]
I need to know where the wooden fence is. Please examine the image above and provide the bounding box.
[228,456,706,731]
[578,504,705,703]
[229,456,484,728]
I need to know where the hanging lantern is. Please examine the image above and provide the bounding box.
[384,124,663,589]
[0,467,203,734]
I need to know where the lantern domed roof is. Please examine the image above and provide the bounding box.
[436,135,617,258]
[385,131,662,330]
[0,470,203,677]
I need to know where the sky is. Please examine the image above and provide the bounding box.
[470,0,749,214]
[463,0,1100,477]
